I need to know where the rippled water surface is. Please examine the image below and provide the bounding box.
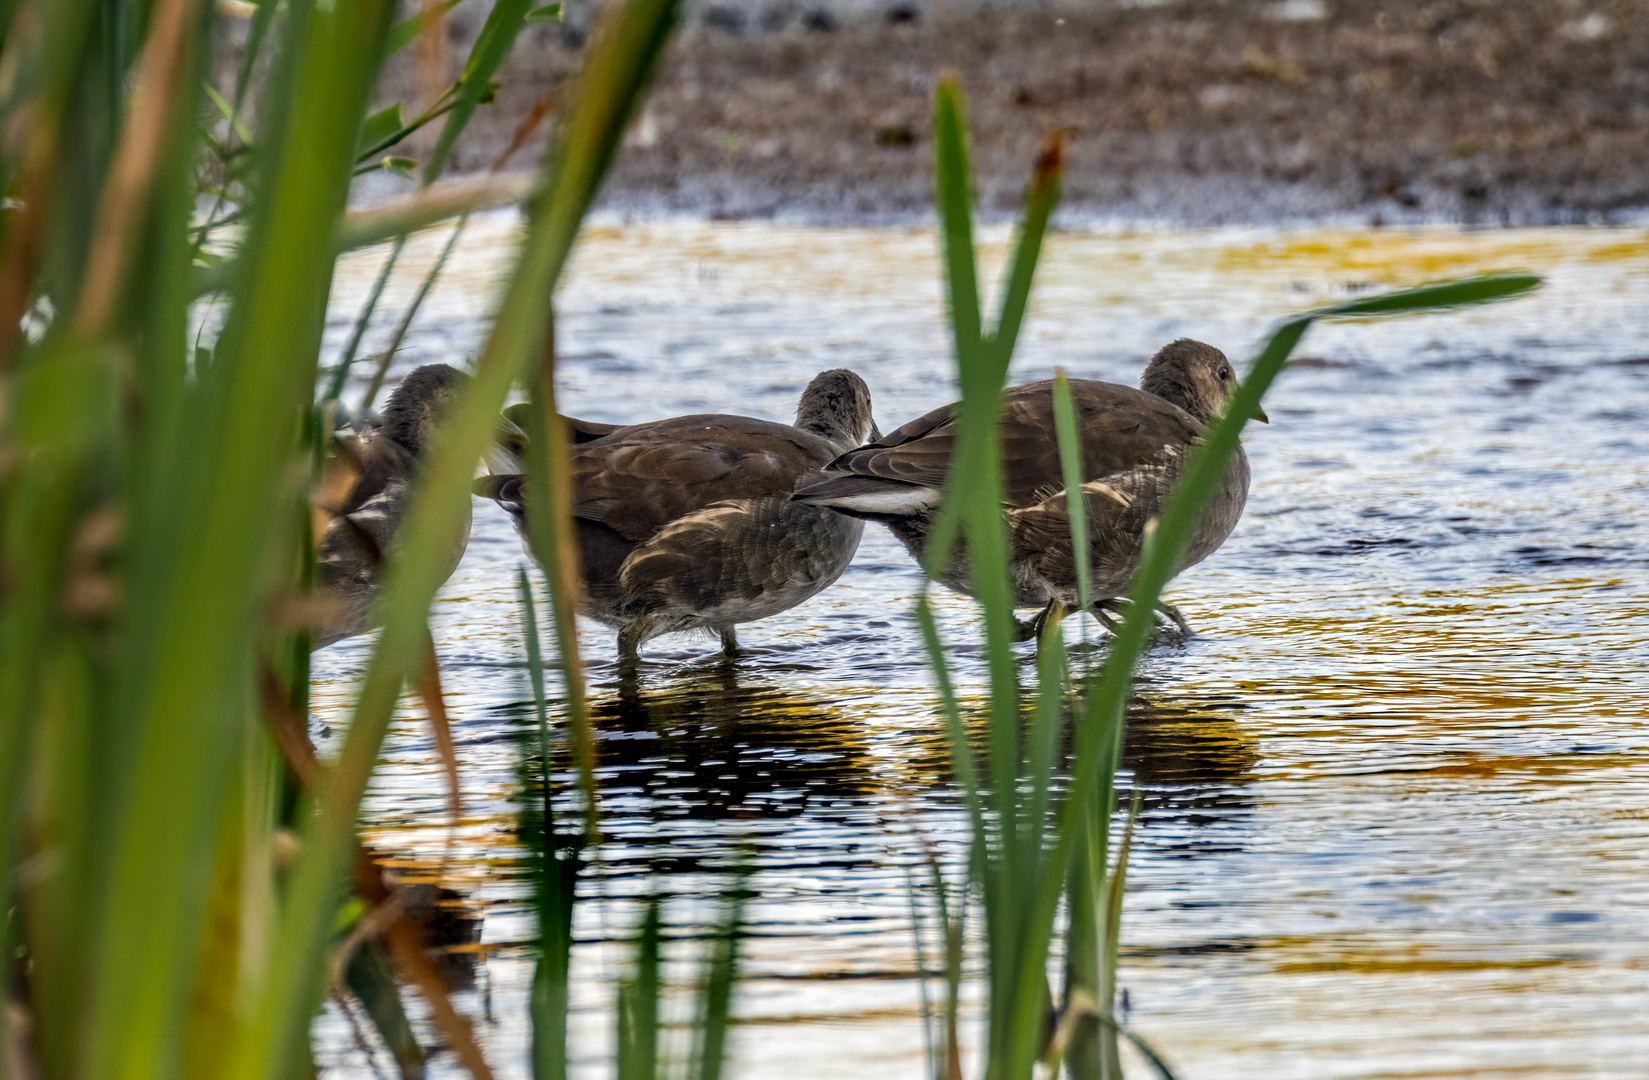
[311,220,1649,1078]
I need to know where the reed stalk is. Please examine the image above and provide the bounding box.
[0,0,683,1074]
[915,80,1538,1080]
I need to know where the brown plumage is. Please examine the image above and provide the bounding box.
[315,364,472,648]
[477,369,877,660]
[791,339,1263,638]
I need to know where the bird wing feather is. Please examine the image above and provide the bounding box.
[818,380,1203,508]
[570,416,838,543]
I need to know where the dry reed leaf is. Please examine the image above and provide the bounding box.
[265,592,351,635]
[492,88,561,172]
[76,0,205,336]
[258,661,319,789]
[311,430,368,540]
[354,851,495,1080]
[414,633,465,832]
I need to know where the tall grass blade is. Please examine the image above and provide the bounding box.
[80,0,397,1071]
[1032,274,1543,1077]
[237,4,680,1073]
[1051,371,1092,619]
[692,871,749,1080]
[616,900,663,1080]
[519,570,580,1080]
[327,234,407,403]
[518,0,679,834]
[986,131,1063,374]
[926,79,1071,1080]
[361,216,468,411]
[424,0,533,183]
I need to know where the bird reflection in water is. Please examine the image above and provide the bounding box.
[583,663,884,831]
[550,658,1263,876]
[1121,690,1261,856]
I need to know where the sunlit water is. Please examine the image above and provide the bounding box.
[310,219,1649,1078]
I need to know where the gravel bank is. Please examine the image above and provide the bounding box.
[398,0,1649,224]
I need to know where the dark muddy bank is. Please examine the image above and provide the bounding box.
[386,0,1649,224]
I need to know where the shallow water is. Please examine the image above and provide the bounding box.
[311,220,1649,1078]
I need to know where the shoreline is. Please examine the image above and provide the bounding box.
[370,0,1649,228]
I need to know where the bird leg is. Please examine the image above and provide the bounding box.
[1035,601,1068,652]
[1016,600,1068,643]
[1153,601,1193,641]
[719,626,740,657]
[617,614,650,665]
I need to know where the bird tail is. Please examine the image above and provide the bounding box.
[790,475,940,519]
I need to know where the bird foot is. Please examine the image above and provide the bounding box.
[1091,599,1193,644]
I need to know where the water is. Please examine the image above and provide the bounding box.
[311,219,1649,1078]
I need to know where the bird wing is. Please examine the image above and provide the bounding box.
[817,380,1203,508]
[570,416,838,543]
[501,401,620,446]
[821,401,960,487]
[316,427,417,522]
[998,380,1203,507]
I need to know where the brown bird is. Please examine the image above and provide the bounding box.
[477,369,878,661]
[791,339,1263,640]
[313,363,476,648]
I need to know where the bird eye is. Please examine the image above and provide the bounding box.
[1217,367,1230,381]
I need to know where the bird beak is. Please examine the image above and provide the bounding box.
[1252,403,1270,424]
[868,421,883,443]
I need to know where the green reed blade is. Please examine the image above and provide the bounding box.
[119,0,399,1070]
[230,0,277,113]
[326,233,406,402]
[517,0,680,837]
[933,859,965,1080]
[986,132,1061,378]
[1101,792,1142,1011]
[925,80,1075,1080]
[1051,371,1092,618]
[360,214,468,411]
[916,79,980,583]
[519,569,552,761]
[1022,621,1065,902]
[1060,787,1105,1080]
[522,356,599,835]
[79,0,392,1071]
[692,869,749,1080]
[902,860,939,1079]
[0,0,100,371]
[1027,273,1545,1061]
[521,570,579,1080]
[1054,365,1101,1080]
[932,81,983,368]
[335,0,544,400]
[386,0,464,59]
[424,0,532,184]
[1100,1017,1182,1080]
[0,454,87,1080]
[932,76,1018,861]
[343,942,427,1076]
[235,4,679,1078]
[1317,272,1539,319]
[617,899,662,1080]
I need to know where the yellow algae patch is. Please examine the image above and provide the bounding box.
[1211,225,1649,286]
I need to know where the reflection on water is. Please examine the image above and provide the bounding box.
[312,222,1649,1078]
